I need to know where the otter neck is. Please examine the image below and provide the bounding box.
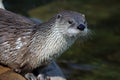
[30,23,76,67]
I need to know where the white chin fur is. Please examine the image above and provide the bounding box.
[67,28,79,35]
[67,28,88,37]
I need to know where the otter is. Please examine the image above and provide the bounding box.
[0,8,88,74]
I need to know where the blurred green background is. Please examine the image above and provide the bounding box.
[3,0,120,80]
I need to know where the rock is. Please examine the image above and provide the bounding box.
[0,65,26,80]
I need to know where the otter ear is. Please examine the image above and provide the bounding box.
[56,14,62,19]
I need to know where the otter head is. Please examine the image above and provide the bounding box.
[54,10,88,39]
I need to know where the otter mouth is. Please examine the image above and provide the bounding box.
[78,27,88,36]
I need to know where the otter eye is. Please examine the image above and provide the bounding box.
[68,20,73,24]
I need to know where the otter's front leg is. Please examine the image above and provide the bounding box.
[25,61,66,80]
[25,73,50,80]
[25,73,37,80]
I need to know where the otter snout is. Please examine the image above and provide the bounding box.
[77,24,86,31]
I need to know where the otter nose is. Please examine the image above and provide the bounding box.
[77,24,85,31]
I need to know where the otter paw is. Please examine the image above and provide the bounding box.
[37,74,50,80]
[25,73,37,80]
